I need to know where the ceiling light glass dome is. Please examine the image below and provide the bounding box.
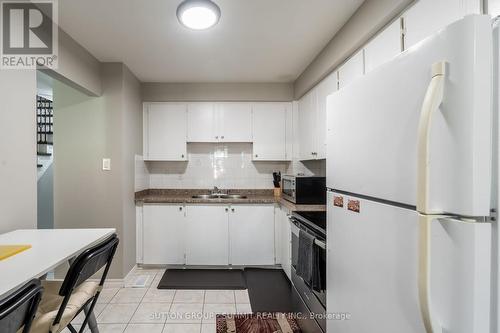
[177,0,221,30]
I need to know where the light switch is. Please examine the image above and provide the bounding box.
[102,158,111,171]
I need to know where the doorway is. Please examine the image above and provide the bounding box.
[36,71,54,229]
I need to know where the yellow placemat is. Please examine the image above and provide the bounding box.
[0,245,32,260]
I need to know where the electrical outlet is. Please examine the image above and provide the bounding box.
[102,158,111,171]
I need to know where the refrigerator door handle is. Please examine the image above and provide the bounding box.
[416,61,447,213]
[417,62,446,333]
[418,214,443,333]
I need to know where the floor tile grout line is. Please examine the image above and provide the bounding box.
[201,289,207,326]
[164,297,173,326]
[97,269,162,332]
[115,270,252,332]
[199,291,205,333]
[116,273,151,331]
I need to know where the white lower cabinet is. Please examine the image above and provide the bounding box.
[229,205,275,265]
[142,205,185,265]
[185,205,229,265]
[278,205,292,279]
[140,204,277,266]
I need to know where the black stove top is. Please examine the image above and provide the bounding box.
[294,211,326,232]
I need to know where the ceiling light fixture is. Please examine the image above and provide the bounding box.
[176,0,221,30]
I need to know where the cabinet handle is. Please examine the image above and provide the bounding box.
[231,208,235,212]
[225,207,229,212]
[181,154,185,158]
[221,136,225,139]
[216,136,219,139]
[255,154,258,158]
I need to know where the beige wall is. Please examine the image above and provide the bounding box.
[33,2,101,96]
[142,82,294,102]
[293,0,414,98]
[54,63,141,278]
[0,70,37,234]
[121,66,142,275]
[40,29,102,97]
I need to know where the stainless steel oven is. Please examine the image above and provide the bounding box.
[282,176,326,204]
[289,211,327,332]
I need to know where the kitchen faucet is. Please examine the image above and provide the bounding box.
[211,186,224,194]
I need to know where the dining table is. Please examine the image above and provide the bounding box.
[0,228,116,333]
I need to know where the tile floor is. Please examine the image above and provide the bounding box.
[62,268,252,333]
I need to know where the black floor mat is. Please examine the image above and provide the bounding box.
[157,269,247,290]
[244,268,294,313]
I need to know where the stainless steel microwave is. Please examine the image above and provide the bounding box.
[281,175,326,204]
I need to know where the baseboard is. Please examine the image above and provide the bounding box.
[99,265,138,289]
[137,264,282,270]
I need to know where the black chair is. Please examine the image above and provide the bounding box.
[30,234,119,333]
[0,279,43,333]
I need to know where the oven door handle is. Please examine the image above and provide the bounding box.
[289,217,300,227]
[290,218,300,236]
[314,239,326,250]
[290,217,326,250]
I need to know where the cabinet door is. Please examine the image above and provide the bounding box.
[280,206,292,280]
[144,103,187,161]
[185,205,229,265]
[143,205,185,265]
[217,103,253,142]
[315,72,338,159]
[403,0,481,50]
[338,50,365,89]
[229,205,275,265]
[252,103,289,161]
[298,90,317,160]
[187,102,216,142]
[364,19,402,73]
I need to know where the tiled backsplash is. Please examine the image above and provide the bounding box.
[135,155,150,191]
[149,143,289,189]
[134,143,326,191]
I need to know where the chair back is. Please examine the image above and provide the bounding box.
[58,234,119,296]
[0,279,43,333]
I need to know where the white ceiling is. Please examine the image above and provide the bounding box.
[58,0,364,83]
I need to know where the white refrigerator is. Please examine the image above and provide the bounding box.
[326,15,495,333]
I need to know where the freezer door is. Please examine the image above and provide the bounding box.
[326,15,492,216]
[326,192,491,333]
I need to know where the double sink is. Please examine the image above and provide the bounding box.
[191,194,248,199]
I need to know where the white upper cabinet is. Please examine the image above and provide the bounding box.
[146,101,290,159]
[186,102,252,142]
[217,103,253,142]
[403,0,481,50]
[252,102,291,161]
[338,49,365,89]
[187,102,216,142]
[315,71,338,159]
[364,19,402,73]
[143,103,187,161]
[298,72,337,161]
[298,89,317,160]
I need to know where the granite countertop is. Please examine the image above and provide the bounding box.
[135,189,327,212]
[135,189,277,204]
